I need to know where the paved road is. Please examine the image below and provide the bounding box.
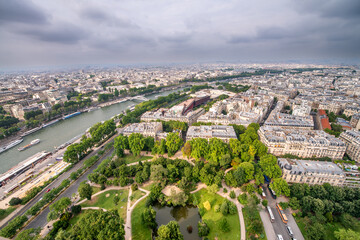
[25,149,113,230]
[262,184,304,240]
[0,147,100,229]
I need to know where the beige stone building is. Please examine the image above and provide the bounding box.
[339,130,360,162]
[258,126,346,159]
[119,122,163,139]
[278,158,345,186]
[186,125,237,143]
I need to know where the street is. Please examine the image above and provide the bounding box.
[25,148,114,229]
[262,184,304,240]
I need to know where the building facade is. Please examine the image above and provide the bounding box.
[186,125,237,143]
[258,126,346,159]
[278,158,345,186]
[339,130,360,162]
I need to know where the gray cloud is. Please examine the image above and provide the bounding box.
[0,0,359,68]
[19,23,88,44]
[81,8,138,29]
[0,0,47,24]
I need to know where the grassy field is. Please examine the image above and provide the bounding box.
[192,189,241,240]
[81,189,129,219]
[243,205,267,239]
[0,207,15,221]
[131,197,152,240]
[130,190,146,206]
[92,186,101,195]
[141,182,155,191]
[122,154,152,164]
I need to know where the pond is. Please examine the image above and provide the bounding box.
[154,204,201,240]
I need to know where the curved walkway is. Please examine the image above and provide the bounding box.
[124,187,150,240]
[82,207,107,211]
[218,183,246,240]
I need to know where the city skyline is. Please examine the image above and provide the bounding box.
[1,0,360,69]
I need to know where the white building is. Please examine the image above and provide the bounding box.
[186,125,237,143]
[339,130,360,162]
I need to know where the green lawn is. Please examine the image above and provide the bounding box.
[92,186,101,195]
[131,190,146,206]
[141,182,155,191]
[0,207,16,221]
[131,197,152,240]
[192,189,241,240]
[81,189,129,219]
[122,154,152,164]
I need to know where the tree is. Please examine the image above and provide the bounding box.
[238,162,255,182]
[262,199,268,207]
[189,138,209,161]
[14,227,40,240]
[71,205,82,214]
[219,218,230,232]
[128,133,145,156]
[335,228,360,240]
[198,221,210,237]
[156,221,184,240]
[181,142,191,159]
[208,184,219,194]
[114,135,128,157]
[113,196,120,206]
[230,190,236,199]
[150,164,168,181]
[70,210,125,240]
[78,182,93,200]
[207,138,229,165]
[168,189,188,206]
[270,178,290,197]
[142,207,157,229]
[259,154,282,179]
[47,197,71,221]
[221,201,230,215]
[220,154,232,169]
[9,197,22,206]
[166,133,183,156]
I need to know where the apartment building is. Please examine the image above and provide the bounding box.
[186,125,237,143]
[278,158,345,186]
[258,126,346,159]
[339,130,360,162]
[119,122,163,138]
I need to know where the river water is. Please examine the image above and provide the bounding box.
[0,88,184,174]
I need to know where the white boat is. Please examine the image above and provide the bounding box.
[18,139,40,151]
[42,119,60,128]
[0,139,24,154]
[21,126,42,137]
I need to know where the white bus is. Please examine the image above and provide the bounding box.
[267,206,275,223]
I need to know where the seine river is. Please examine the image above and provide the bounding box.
[0,88,184,174]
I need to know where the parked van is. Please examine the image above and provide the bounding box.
[286,226,294,237]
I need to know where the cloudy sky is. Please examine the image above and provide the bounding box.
[0,0,359,69]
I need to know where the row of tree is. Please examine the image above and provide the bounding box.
[64,119,116,163]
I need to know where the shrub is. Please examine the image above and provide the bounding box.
[221,201,229,215]
[203,201,211,211]
[228,201,237,215]
[214,205,220,212]
[198,221,210,237]
[131,183,138,191]
[71,205,82,214]
[238,193,248,205]
[199,207,206,217]
[223,188,228,193]
[100,184,106,190]
[219,218,230,232]
[9,197,22,206]
[229,190,236,199]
